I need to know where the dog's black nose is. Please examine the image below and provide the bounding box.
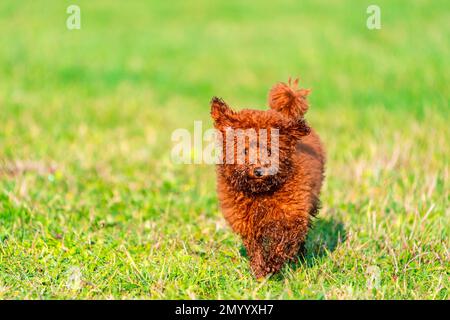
[254,167,264,177]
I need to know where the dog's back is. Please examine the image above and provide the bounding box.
[296,128,325,197]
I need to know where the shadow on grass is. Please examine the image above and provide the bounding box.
[277,217,346,279]
[239,216,346,276]
[302,217,346,266]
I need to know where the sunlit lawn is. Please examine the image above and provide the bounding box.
[0,0,448,299]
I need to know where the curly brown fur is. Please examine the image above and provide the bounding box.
[211,78,325,278]
[268,77,310,119]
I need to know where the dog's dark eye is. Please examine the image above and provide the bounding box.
[267,149,271,156]
[244,148,248,155]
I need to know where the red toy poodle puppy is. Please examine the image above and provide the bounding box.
[211,78,325,278]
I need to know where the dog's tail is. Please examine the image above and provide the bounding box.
[268,78,310,119]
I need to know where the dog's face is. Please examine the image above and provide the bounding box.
[211,97,310,194]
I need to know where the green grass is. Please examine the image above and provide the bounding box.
[0,0,449,299]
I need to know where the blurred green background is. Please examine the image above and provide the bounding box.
[0,0,448,299]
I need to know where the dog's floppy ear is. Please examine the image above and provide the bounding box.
[287,118,311,140]
[210,97,236,128]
